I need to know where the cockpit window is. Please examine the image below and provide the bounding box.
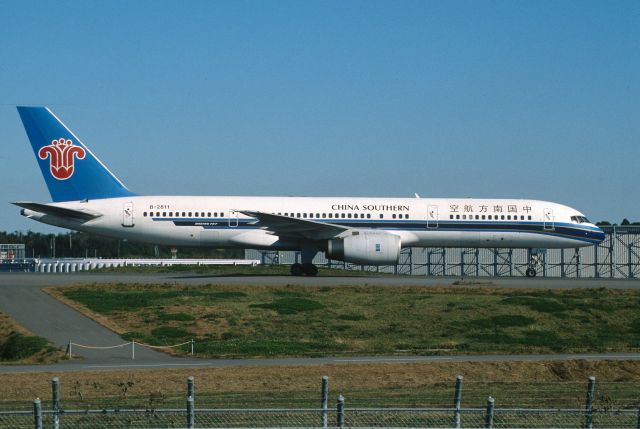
[571,216,591,224]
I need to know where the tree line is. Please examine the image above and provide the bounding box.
[0,231,242,259]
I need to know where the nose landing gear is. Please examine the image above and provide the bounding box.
[526,249,543,277]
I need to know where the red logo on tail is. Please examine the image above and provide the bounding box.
[38,138,86,180]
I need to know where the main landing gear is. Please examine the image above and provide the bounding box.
[290,263,318,276]
[526,249,543,277]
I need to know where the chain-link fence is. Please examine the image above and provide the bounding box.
[246,225,640,278]
[3,375,639,429]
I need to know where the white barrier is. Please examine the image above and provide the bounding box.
[34,258,261,273]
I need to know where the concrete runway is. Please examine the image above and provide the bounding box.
[0,272,638,373]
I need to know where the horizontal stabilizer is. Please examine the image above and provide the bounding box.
[13,201,102,221]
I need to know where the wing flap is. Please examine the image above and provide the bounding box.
[13,201,102,221]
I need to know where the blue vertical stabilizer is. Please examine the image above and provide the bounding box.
[17,106,136,202]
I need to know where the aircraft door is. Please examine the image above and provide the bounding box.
[228,210,239,227]
[543,208,554,230]
[122,202,134,227]
[427,205,439,229]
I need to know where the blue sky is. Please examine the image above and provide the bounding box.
[1,1,638,232]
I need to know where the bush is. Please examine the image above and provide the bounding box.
[0,332,49,360]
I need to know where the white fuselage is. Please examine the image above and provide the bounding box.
[23,196,605,250]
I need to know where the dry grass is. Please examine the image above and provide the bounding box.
[1,360,640,409]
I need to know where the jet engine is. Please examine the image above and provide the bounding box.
[326,231,401,265]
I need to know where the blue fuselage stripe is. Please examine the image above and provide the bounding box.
[149,217,604,244]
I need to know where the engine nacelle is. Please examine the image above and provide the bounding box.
[326,231,401,265]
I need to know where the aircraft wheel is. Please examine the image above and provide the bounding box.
[526,267,537,278]
[290,263,304,276]
[303,263,318,277]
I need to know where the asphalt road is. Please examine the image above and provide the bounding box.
[0,272,638,373]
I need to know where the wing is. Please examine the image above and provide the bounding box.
[13,201,102,221]
[239,210,348,240]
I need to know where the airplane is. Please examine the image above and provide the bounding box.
[14,106,605,277]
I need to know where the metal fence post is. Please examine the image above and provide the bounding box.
[485,396,494,429]
[585,376,596,429]
[191,339,195,355]
[321,376,329,428]
[52,377,60,429]
[188,376,195,401]
[453,375,463,428]
[131,340,135,360]
[34,398,42,429]
[67,341,72,359]
[187,395,194,429]
[337,395,345,429]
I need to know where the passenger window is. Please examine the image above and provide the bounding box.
[156,212,160,217]
[456,215,460,219]
[520,215,524,220]
[450,215,453,219]
[392,214,396,219]
[405,214,409,219]
[341,213,345,218]
[303,213,307,218]
[475,215,479,220]
[507,215,511,220]
[367,214,371,219]
[528,215,532,220]
[488,215,492,220]
[380,214,384,219]
[220,212,224,217]
[462,215,466,220]
[482,215,486,220]
[347,213,351,218]
[328,213,332,218]
[143,212,147,217]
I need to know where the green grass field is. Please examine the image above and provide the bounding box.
[55,284,640,358]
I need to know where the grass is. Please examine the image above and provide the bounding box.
[0,312,65,364]
[51,284,640,358]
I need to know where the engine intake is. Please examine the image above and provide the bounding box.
[327,231,401,265]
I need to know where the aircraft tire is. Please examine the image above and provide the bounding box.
[303,263,318,277]
[291,263,304,276]
[526,267,537,277]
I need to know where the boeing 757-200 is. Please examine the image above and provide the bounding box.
[14,106,605,276]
